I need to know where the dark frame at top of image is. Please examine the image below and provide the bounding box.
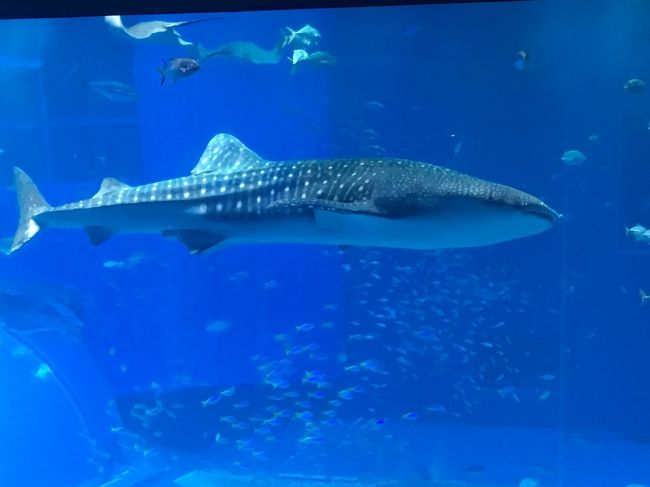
[0,0,530,20]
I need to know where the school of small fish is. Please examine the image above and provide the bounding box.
[112,248,558,478]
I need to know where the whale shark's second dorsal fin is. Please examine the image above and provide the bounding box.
[191,134,269,176]
[93,177,131,198]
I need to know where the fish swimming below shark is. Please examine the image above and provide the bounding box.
[8,134,560,255]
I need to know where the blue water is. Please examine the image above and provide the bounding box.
[1,2,649,486]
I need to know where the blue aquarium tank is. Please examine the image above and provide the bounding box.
[0,1,649,486]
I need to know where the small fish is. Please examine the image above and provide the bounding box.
[624,78,646,94]
[538,374,556,381]
[337,388,355,400]
[298,434,324,445]
[302,370,325,383]
[289,49,336,67]
[295,411,314,421]
[34,363,52,380]
[427,403,447,413]
[497,385,520,402]
[220,386,236,397]
[87,80,138,103]
[201,386,235,406]
[201,393,221,407]
[561,149,586,166]
[626,224,649,241]
[296,322,314,332]
[360,359,383,373]
[283,24,321,49]
[640,289,650,304]
[401,411,418,421]
[157,57,200,86]
[363,100,385,111]
[220,415,237,423]
[214,433,228,444]
[234,400,250,408]
[513,50,530,71]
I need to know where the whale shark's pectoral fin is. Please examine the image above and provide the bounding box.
[84,226,114,246]
[161,229,226,254]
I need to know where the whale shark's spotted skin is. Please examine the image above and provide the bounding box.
[9,134,559,254]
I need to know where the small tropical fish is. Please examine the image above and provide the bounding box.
[289,49,336,67]
[560,149,586,166]
[220,415,237,423]
[427,403,446,413]
[87,80,138,103]
[283,24,321,49]
[296,322,314,332]
[34,363,52,380]
[538,374,556,381]
[295,411,314,421]
[640,289,650,304]
[157,57,200,86]
[201,386,235,406]
[220,386,236,397]
[298,434,324,445]
[360,359,383,373]
[626,224,650,242]
[201,393,221,407]
[338,388,355,400]
[363,100,385,111]
[624,78,646,94]
[401,411,418,421]
[513,50,530,71]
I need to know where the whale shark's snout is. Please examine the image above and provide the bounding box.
[522,201,561,225]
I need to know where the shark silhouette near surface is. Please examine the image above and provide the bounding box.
[8,134,559,255]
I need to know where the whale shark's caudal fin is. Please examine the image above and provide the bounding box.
[10,167,51,254]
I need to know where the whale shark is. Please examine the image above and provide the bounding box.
[8,134,559,255]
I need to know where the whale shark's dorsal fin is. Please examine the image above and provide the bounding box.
[94,177,131,198]
[191,134,268,176]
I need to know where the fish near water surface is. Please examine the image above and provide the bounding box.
[8,133,559,255]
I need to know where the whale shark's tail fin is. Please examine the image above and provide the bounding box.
[10,167,50,254]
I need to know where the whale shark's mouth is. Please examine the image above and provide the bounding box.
[523,205,561,224]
